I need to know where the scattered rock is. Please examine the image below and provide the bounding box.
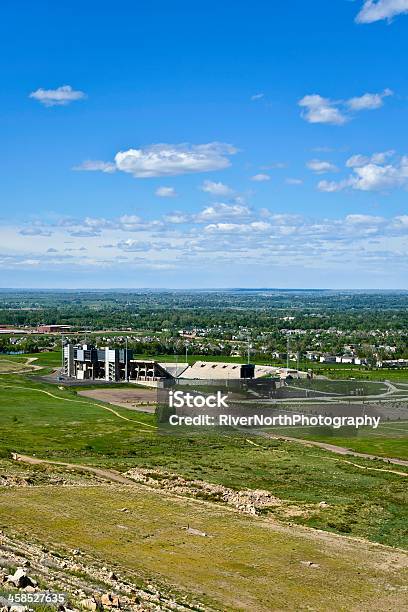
[124,467,282,515]
[301,560,320,569]
[108,571,117,581]
[80,596,100,611]
[185,527,208,537]
[6,568,37,589]
[101,593,120,608]
[318,501,329,508]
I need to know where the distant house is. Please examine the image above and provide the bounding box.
[336,356,354,364]
[320,354,337,364]
[305,351,321,361]
[37,325,72,333]
[377,359,408,368]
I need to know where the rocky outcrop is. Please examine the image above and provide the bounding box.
[0,531,208,611]
[123,467,281,515]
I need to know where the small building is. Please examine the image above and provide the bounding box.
[38,325,72,333]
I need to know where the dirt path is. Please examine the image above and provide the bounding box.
[0,356,43,375]
[264,432,408,467]
[12,453,137,485]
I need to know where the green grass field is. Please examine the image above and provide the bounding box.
[0,374,407,548]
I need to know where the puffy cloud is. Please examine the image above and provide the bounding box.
[251,173,270,182]
[317,179,351,192]
[114,142,237,178]
[29,85,86,107]
[351,158,408,190]
[346,151,394,167]
[299,90,392,124]
[195,203,251,222]
[356,0,408,24]
[318,152,408,192]
[163,213,190,224]
[200,180,234,196]
[73,160,116,173]
[307,159,338,174]
[346,89,393,111]
[298,95,347,125]
[204,221,271,233]
[76,143,238,179]
[155,186,177,197]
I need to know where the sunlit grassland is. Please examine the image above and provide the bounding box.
[0,375,407,548]
[0,484,407,611]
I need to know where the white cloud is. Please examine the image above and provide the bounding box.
[251,93,265,101]
[155,186,177,198]
[285,178,303,185]
[319,152,408,192]
[117,239,153,252]
[346,151,394,167]
[317,179,351,192]
[73,160,116,173]
[195,203,251,222]
[3,208,408,277]
[163,213,190,224]
[299,90,392,124]
[200,180,234,196]
[346,89,393,111]
[204,221,271,233]
[356,0,408,24]
[345,214,384,225]
[298,95,348,125]
[114,142,237,178]
[29,85,86,107]
[251,173,270,182]
[307,159,338,174]
[76,143,238,179]
[351,158,408,191]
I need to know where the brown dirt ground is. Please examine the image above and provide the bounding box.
[77,388,157,413]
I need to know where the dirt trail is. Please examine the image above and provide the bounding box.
[264,432,408,467]
[12,453,136,485]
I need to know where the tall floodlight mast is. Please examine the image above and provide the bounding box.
[125,336,128,382]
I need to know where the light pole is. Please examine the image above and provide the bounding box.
[125,336,129,382]
[286,336,290,370]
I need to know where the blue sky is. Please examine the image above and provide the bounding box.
[1,0,408,288]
